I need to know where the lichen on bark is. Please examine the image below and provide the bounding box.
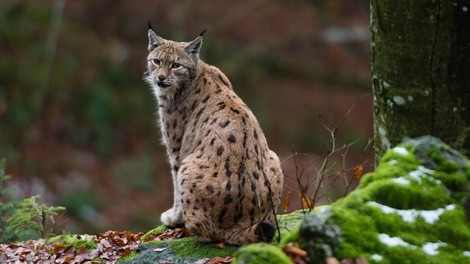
[371,0,470,161]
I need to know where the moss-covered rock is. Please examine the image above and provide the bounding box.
[119,210,306,264]
[298,208,341,263]
[232,243,292,264]
[119,236,238,264]
[291,136,470,263]
[121,136,470,263]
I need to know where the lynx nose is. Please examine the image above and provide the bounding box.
[158,75,167,81]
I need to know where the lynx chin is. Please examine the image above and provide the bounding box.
[144,26,283,245]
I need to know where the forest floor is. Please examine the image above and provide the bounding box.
[0,227,366,264]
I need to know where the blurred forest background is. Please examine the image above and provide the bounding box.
[0,0,372,234]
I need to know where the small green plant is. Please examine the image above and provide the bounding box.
[0,159,65,242]
[7,195,65,239]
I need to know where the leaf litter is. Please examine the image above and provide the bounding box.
[0,227,232,264]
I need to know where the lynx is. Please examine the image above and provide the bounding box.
[145,26,283,245]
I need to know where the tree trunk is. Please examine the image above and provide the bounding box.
[371,0,470,162]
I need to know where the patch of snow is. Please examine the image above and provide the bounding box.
[367,202,456,224]
[370,254,383,262]
[422,241,446,256]
[392,146,409,156]
[408,166,441,185]
[392,177,411,185]
[379,234,449,256]
[378,233,416,248]
[420,205,455,224]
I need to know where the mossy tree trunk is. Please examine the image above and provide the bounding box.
[371,0,470,162]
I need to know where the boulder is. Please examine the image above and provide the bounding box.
[123,136,470,263]
[274,136,470,263]
[119,211,305,264]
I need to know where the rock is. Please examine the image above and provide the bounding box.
[292,136,470,263]
[298,209,341,264]
[122,136,470,263]
[118,236,238,264]
[120,210,306,264]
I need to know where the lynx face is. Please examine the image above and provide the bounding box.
[145,32,202,99]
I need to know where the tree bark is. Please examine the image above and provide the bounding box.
[371,0,470,162]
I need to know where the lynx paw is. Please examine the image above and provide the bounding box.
[161,207,184,227]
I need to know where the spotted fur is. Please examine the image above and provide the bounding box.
[145,29,283,245]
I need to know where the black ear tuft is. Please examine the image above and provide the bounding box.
[148,21,153,30]
[256,222,275,242]
[199,28,208,37]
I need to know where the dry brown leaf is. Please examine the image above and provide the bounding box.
[354,164,364,179]
[215,242,225,249]
[283,190,292,212]
[284,243,308,258]
[207,256,233,264]
[284,242,309,264]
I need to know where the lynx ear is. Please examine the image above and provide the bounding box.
[199,28,207,37]
[185,36,203,58]
[148,29,166,52]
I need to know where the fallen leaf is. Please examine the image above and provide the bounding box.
[283,242,309,264]
[207,256,233,264]
[215,242,225,249]
[192,258,210,264]
[284,243,308,258]
[153,247,167,252]
[354,164,363,179]
[283,190,292,212]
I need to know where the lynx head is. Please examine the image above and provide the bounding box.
[145,28,204,99]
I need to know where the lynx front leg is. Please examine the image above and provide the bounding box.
[160,170,184,227]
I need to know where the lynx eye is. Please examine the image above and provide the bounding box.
[171,62,182,69]
[151,59,161,66]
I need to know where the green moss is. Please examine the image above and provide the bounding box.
[119,236,238,264]
[330,207,377,259]
[47,234,97,250]
[275,209,307,245]
[433,209,470,249]
[141,225,168,240]
[365,179,449,210]
[161,237,238,259]
[327,138,470,263]
[278,224,300,248]
[232,243,293,264]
